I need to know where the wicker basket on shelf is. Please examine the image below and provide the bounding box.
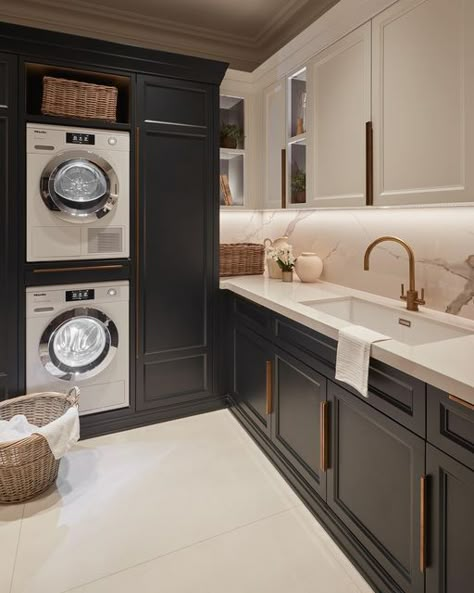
[219,243,265,277]
[41,76,118,122]
[0,388,79,504]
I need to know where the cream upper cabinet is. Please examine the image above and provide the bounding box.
[263,80,286,209]
[310,22,371,208]
[372,0,474,206]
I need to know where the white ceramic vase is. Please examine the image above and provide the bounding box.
[295,252,323,283]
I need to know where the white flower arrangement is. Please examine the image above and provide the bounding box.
[268,246,296,272]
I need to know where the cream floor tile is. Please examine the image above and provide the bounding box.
[70,505,374,593]
[11,410,301,593]
[0,502,24,593]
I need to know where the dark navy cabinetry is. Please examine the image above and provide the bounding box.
[227,293,473,593]
[0,52,18,400]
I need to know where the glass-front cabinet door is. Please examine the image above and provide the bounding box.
[287,67,308,206]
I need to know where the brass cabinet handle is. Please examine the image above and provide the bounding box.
[281,148,286,209]
[420,475,427,573]
[448,394,474,411]
[135,126,140,358]
[365,121,374,206]
[33,264,123,273]
[320,400,329,472]
[266,360,273,415]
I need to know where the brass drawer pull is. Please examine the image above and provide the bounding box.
[320,400,329,472]
[281,148,286,209]
[266,360,273,415]
[448,394,474,411]
[365,121,374,206]
[420,475,427,573]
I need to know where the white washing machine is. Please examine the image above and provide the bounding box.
[26,124,130,262]
[26,281,129,416]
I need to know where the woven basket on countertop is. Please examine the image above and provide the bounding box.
[41,76,118,122]
[219,243,265,277]
[0,388,79,504]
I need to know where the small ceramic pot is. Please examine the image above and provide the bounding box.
[221,136,237,149]
[281,270,293,283]
[295,252,323,283]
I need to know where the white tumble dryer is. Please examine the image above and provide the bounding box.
[26,124,130,262]
[26,281,129,416]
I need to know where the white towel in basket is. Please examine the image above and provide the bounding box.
[0,406,80,459]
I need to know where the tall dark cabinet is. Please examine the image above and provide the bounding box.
[0,22,227,434]
[136,75,220,413]
[0,52,18,400]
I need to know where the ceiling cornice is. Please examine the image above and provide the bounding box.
[0,0,340,71]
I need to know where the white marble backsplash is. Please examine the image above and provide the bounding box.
[220,208,474,320]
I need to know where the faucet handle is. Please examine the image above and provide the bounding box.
[417,287,426,305]
[400,283,407,301]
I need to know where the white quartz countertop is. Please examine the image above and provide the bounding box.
[220,276,474,406]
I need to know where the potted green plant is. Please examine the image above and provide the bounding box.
[220,124,244,149]
[268,246,296,282]
[291,168,306,203]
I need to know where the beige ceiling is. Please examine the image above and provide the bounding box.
[0,0,341,70]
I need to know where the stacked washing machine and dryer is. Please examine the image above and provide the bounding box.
[25,124,130,415]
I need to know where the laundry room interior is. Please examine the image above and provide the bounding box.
[0,1,473,593]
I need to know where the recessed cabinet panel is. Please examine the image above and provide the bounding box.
[272,351,327,497]
[311,23,371,207]
[426,445,474,593]
[233,325,271,436]
[143,355,207,407]
[142,130,207,354]
[328,382,425,593]
[141,77,207,127]
[372,0,474,205]
[264,81,286,209]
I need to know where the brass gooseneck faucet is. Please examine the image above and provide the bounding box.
[363,236,426,312]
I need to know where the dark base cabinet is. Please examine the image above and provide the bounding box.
[328,382,425,593]
[227,293,474,593]
[426,445,474,593]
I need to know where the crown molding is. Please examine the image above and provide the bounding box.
[0,0,261,70]
[0,0,342,71]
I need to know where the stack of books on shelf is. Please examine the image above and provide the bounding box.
[220,174,233,206]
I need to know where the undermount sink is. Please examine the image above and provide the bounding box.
[301,297,473,346]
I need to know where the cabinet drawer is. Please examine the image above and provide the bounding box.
[274,316,337,375]
[233,296,273,338]
[427,385,474,470]
[343,359,427,438]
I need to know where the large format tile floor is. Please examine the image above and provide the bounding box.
[1,410,375,593]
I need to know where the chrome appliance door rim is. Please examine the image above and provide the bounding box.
[39,307,119,381]
[40,150,119,222]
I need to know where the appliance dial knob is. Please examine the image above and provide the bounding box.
[108,137,117,146]
[107,288,117,296]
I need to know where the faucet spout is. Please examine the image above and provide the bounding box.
[363,236,425,311]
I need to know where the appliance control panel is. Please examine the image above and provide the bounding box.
[66,132,95,145]
[66,288,95,302]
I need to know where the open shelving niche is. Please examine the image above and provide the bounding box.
[24,62,132,129]
[287,67,307,206]
[219,95,245,207]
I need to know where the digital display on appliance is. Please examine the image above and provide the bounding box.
[65,289,95,302]
[66,132,95,145]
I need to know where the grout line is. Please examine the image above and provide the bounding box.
[61,506,299,593]
[8,503,26,593]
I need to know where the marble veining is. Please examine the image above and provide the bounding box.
[220,207,474,320]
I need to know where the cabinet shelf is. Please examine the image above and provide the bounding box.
[220,148,245,160]
[25,113,131,131]
[288,133,306,145]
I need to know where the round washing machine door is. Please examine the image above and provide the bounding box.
[40,151,119,222]
[39,308,119,381]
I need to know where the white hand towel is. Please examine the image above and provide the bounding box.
[335,325,391,397]
[0,414,38,442]
[35,406,80,459]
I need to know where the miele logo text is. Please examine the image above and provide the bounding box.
[34,130,47,134]
[34,293,47,296]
